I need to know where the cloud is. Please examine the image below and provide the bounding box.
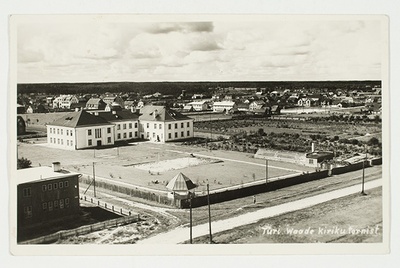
[146,22,214,34]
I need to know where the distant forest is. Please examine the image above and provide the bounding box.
[17,81,381,96]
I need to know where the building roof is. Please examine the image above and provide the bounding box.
[213,101,236,106]
[48,110,111,128]
[93,110,139,122]
[17,166,80,185]
[306,151,334,161]
[139,105,191,122]
[166,172,197,192]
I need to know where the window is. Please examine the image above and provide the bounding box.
[146,123,149,128]
[187,130,190,136]
[146,132,149,138]
[57,129,59,134]
[134,131,137,137]
[129,123,132,129]
[107,127,111,133]
[309,159,314,164]
[159,124,162,129]
[168,124,171,130]
[50,137,52,143]
[67,140,69,146]
[153,133,155,138]
[42,202,47,211]
[175,123,178,129]
[23,187,31,197]
[154,123,157,129]
[65,198,70,207]
[57,139,60,144]
[168,133,171,139]
[187,122,190,127]
[48,184,52,190]
[54,183,58,190]
[59,182,63,189]
[61,129,63,135]
[24,206,32,218]
[107,137,112,143]
[181,123,184,128]
[70,131,73,136]
[134,123,138,128]
[175,132,178,138]
[50,128,52,134]
[70,140,73,146]
[66,130,69,136]
[117,124,121,130]
[54,200,59,209]
[48,202,53,211]
[42,185,47,192]
[117,133,121,139]
[88,139,92,146]
[64,181,69,188]
[60,199,64,209]
[88,129,92,136]
[123,133,127,139]
[181,131,184,137]
[123,124,127,130]
[95,128,101,138]
[61,139,63,145]
[129,132,132,138]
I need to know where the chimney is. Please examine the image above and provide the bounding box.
[153,109,158,119]
[311,142,315,153]
[52,162,61,172]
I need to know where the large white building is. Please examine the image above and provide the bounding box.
[52,95,79,109]
[138,105,194,143]
[187,101,210,111]
[46,106,194,149]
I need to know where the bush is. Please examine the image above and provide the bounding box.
[17,157,32,169]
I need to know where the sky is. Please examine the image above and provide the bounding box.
[16,16,385,83]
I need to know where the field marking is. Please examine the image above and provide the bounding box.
[137,179,382,244]
[191,153,304,173]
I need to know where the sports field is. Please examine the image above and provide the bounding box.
[17,138,314,193]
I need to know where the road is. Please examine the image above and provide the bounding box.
[137,178,382,244]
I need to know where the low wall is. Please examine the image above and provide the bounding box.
[20,215,140,244]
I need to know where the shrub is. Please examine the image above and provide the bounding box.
[17,157,32,169]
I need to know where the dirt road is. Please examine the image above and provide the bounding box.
[137,179,382,244]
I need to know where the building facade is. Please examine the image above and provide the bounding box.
[139,105,194,142]
[17,163,80,241]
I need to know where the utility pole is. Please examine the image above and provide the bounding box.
[361,146,367,196]
[266,159,269,184]
[189,192,193,244]
[93,162,96,198]
[207,183,212,244]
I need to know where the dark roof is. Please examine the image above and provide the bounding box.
[94,110,139,122]
[139,105,191,122]
[48,110,111,128]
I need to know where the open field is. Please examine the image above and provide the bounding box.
[191,186,382,244]
[17,139,312,193]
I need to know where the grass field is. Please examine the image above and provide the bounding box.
[191,186,382,244]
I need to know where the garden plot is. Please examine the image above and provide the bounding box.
[133,157,221,173]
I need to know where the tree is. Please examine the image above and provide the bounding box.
[17,157,32,169]
[367,137,380,146]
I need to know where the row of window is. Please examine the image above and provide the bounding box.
[42,181,69,192]
[49,137,74,147]
[49,128,73,136]
[116,131,137,140]
[88,128,104,138]
[145,122,191,130]
[167,131,191,139]
[116,122,137,130]
[42,198,70,211]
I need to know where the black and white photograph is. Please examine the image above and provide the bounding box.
[8,14,390,256]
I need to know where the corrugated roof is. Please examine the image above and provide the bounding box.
[139,105,191,122]
[166,172,197,192]
[48,110,111,128]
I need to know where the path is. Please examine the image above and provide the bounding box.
[137,179,382,244]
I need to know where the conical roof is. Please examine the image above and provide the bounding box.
[166,172,197,191]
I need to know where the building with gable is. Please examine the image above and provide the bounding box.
[138,105,194,142]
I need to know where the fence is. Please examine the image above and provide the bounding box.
[80,195,136,216]
[180,158,382,209]
[79,177,176,207]
[20,214,140,245]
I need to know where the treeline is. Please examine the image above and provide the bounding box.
[17,80,381,96]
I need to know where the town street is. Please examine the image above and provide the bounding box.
[137,179,382,244]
